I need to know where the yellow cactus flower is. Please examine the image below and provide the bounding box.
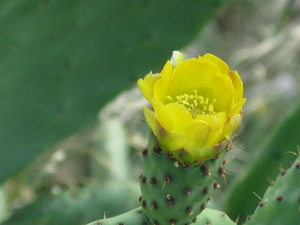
[138,51,246,165]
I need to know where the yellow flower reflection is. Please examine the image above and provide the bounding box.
[138,51,246,165]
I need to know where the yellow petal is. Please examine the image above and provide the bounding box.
[211,73,234,113]
[137,78,151,102]
[154,61,173,104]
[165,103,193,131]
[204,112,227,146]
[137,72,161,103]
[166,58,221,98]
[194,114,214,125]
[224,113,243,138]
[143,107,158,136]
[228,71,244,103]
[160,60,173,78]
[158,130,188,151]
[184,121,212,152]
[144,106,187,151]
[230,98,246,116]
[153,101,174,131]
[144,73,160,91]
[203,53,230,74]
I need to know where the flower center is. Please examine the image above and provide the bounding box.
[167,90,216,119]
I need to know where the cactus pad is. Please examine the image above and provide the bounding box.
[139,136,228,225]
[87,207,149,225]
[87,207,236,225]
[244,154,300,225]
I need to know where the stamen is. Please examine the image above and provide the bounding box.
[167,96,174,102]
[170,89,216,119]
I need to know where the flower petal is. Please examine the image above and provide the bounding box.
[204,112,227,146]
[158,130,188,151]
[144,106,187,151]
[211,73,234,113]
[154,61,173,103]
[153,101,174,131]
[230,98,246,116]
[165,103,193,131]
[224,113,243,138]
[203,53,230,74]
[137,72,160,103]
[228,71,244,103]
[184,121,212,152]
[166,58,221,98]
[143,107,159,136]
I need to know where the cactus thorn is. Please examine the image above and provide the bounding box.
[201,165,211,176]
[151,202,158,210]
[139,175,146,183]
[142,148,149,156]
[276,195,284,202]
[202,187,209,195]
[153,146,162,154]
[267,176,275,187]
[164,175,173,184]
[185,206,193,215]
[213,182,220,189]
[259,201,265,207]
[201,203,207,210]
[149,177,157,185]
[222,159,227,165]
[183,188,191,196]
[170,219,176,225]
[218,166,227,176]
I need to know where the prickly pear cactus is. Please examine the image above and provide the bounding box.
[139,135,228,225]
[87,207,149,225]
[244,154,300,225]
[87,207,236,225]
[195,208,236,225]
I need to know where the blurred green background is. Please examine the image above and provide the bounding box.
[1,0,300,224]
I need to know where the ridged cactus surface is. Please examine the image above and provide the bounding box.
[244,154,300,225]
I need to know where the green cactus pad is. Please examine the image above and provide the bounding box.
[244,154,300,225]
[139,136,228,225]
[87,207,236,225]
[225,104,300,221]
[87,207,149,225]
[195,208,236,225]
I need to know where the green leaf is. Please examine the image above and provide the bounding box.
[0,0,226,184]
